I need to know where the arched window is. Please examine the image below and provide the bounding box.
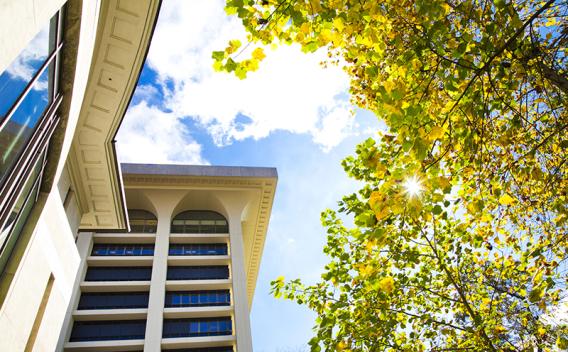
[128,209,157,233]
[171,211,228,234]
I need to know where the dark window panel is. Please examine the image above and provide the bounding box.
[69,320,146,342]
[165,290,230,308]
[168,243,227,256]
[163,318,232,338]
[128,209,157,233]
[84,267,152,282]
[170,211,228,234]
[91,244,155,256]
[166,266,229,281]
[77,292,149,310]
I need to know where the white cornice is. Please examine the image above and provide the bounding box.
[122,173,277,304]
[67,0,160,230]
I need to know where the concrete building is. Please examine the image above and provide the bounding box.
[0,1,277,351]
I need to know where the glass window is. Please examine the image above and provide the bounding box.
[77,292,149,310]
[0,69,50,186]
[165,290,231,308]
[170,211,228,234]
[128,209,157,233]
[84,267,152,282]
[0,10,63,276]
[0,23,50,119]
[70,320,146,342]
[169,243,227,256]
[166,266,229,281]
[163,318,232,338]
[91,244,154,256]
[0,151,44,272]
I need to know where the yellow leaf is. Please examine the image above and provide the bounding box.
[429,126,445,140]
[378,276,394,294]
[499,194,515,206]
[336,341,347,350]
[251,47,266,60]
[494,325,507,334]
[333,17,344,31]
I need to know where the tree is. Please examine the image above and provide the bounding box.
[214,0,568,350]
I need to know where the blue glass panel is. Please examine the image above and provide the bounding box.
[91,244,154,256]
[0,69,49,184]
[0,24,50,119]
[163,318,232,338]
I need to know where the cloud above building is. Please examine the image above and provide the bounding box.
[118,0,358,163]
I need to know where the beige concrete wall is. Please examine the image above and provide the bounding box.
[0,0,65,73]
[0,190,81,351]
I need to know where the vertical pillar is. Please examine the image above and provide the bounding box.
[228,212,253,352]
[55,232,93,351]
[144,212,169,351]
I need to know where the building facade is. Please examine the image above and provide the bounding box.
[62,164,277,351]
[0,1,277,351]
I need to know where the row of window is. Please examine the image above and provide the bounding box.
[125,210,229,234]
[90,243,228,256]
[165,290,230,307]
[169,243,228,256]
[77,290,231,310]
[84,266,230,282]
[91,244,154,256]
[78,292,149,310]
[70,318,232,342]
[69,320,146,342]
[163,318,232,338]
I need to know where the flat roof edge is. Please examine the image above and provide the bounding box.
[120,163,278,179]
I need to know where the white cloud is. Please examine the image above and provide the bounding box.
[144,0,355,151]
[6,26,49,91]
[116,101,208,165]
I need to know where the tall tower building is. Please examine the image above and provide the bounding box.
[61,164,277,351]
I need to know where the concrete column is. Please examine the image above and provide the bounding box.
[228,212,253,352]
[143,211,170,351]
[55,232,93,351]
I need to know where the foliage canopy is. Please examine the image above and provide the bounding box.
[215,0,568,350]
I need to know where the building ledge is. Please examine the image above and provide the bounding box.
[93,233,156,243]
[169,233,229,243]
[73,308,148,321]
[167,255,230,266]
[87,256,154,266]
[163,305,234,319]
[64,339,144,351]
[161,335,235,350]
[165,279,232,291]
[80,281,151,292]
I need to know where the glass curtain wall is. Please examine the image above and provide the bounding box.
[0,8,64,273]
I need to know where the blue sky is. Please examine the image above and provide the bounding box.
[116,1,381,350]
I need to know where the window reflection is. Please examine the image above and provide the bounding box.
[0,10,62,273]
[0,24,50,119]
[0,69,50,184]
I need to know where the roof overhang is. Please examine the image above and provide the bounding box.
[120,163,278,305]
[67,0,161,230]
